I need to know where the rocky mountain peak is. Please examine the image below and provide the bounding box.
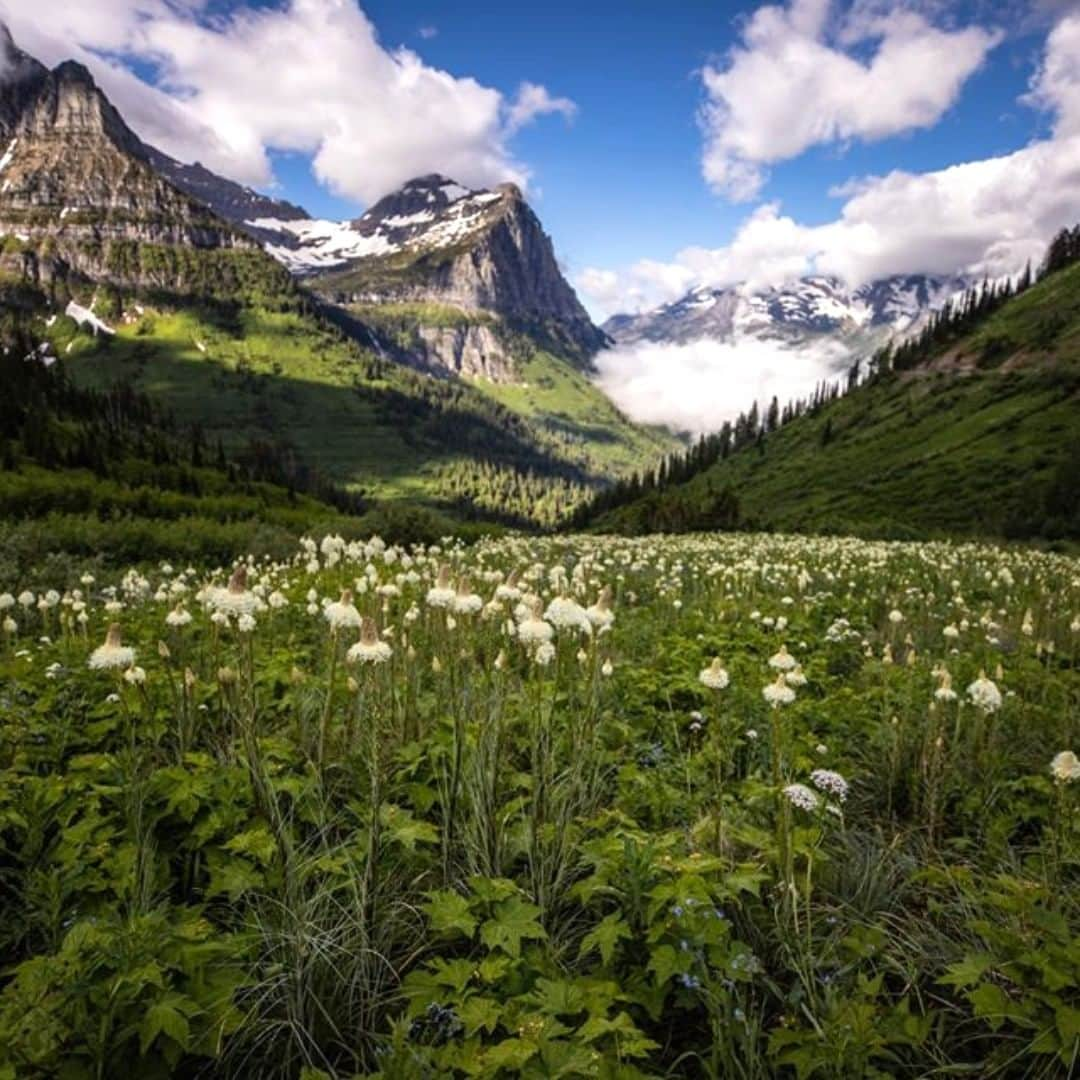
[355,173,478,229]
[0,21,48,135]
[17,56,141,153]
[604,273,965,353]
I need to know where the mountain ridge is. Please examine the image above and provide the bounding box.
[603,273,967,352]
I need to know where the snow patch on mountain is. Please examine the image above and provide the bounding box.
[252,175,508,277]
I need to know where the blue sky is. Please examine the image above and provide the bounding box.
[5,0,1078,318]
[259,1,1057,280]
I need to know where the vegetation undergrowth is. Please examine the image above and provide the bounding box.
[0,531,1077,1077]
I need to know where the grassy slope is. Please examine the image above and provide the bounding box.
[51,306,431,498]
[49,298,676,511]
[598,262,1080,539]
[474,350,676,476]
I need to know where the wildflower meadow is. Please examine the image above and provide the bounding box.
[1,532,1078,1078]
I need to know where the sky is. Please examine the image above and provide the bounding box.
[2,0,1079,430]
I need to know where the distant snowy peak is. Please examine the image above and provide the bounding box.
[251,173,512,276]
[605,274,966,348]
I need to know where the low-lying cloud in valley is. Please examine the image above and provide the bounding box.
[594,336,853,435]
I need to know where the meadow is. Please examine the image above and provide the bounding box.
[0,531,1077,1078]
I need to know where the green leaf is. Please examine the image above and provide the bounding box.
[647,944,685,988]
[479,897,546,959]
[939,952,995,988]
[968,983,1008,1031]
[224,825,277,866]
[458,996,502,1037]
[579,913,632,967]
[480,1038,537,1071]
[424,890,477,939]
[380,804,439,851]
[207,857,263,900]
[139,998,191,1054]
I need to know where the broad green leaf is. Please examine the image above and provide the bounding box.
[480,897,546,959]
[139,999,191,1054]
[424,890,477,938]
[579,913,632,967]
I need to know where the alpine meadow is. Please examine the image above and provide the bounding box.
[1,3,1079,1079]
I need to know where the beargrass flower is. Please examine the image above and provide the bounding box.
[699,657,729,690]
[1050,751,1080,784]
[768,645,797,671]
[934,669,957,702]
[346,617,392,665]
[324,589,362,631]
[586,586,615,629]
[967,671,1003,714]
[88,624,135,671]
[544,595,592,634]
[517,599,554,646]
[210,566,261,618]
[451,576,483,614]
[166,606,192,627]
[763,674,796,707]
[426,564,455,608]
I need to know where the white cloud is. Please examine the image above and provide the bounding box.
[594,336,852,434]
[505,81,577,134]
[0,0,575,204]
[581,131,1080,321]
[581,4,1080,323]
[700,0,1002,200]
[1023,8,1080,136]
[418,25,438,40]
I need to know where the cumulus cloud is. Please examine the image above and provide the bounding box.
[505,81,577,134]
[1023,7,1080,136]
[0,0,575,203]
[581,6,1080,322]
[700,0,1002,200]
[595,336,853,434]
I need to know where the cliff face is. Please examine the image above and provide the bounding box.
[0,40,255,295]
[259,174,607,381]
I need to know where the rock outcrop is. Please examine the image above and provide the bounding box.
[0,32,259,294]
[255,174,607,381]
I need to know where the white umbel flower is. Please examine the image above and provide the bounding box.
[1050,750,1080,784]
[810,769,848,802]
[346,617,393,665]
[699,657,729,690]
[966,671,1003,714]
[783,783,820,812]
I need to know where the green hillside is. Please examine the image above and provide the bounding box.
[587,256,1080,541]
[24,280,672,528]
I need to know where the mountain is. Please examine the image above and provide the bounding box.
[253,173,607,380]
[579,247,1080,541]
[0,27,673,529]
[604,274,965,352]
[142,147,310,237]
